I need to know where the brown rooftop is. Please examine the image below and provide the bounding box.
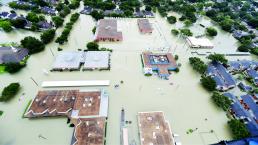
[142,51,177,78]
[73,91,101,117]
[72,117,106,145]
[25,90,103,118]
[138,111,174,145]
[137,19,152,34]
[95,19,123,42]
[25,90,78,117]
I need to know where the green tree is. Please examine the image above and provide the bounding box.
[167,16,177,24]
[206,27,217,37]
[0,20,13,32]
[238,44,251,52]
[207,54,228,64]
[171,29,179,36]
[52,16,64,28]
[180,28,193,36]
[26,12,39,23]
[4,63,26,74]
[0,83,20,102]
[10,18,27,28]
[21,36,45,54]
[87,42,99,51]
[211,92,232,111]
[189,57,207,74]
[184,19,192,27]
[228,119,250,139]
[40,29,56,44]
[90,10,104,20]
[200,75,216,91]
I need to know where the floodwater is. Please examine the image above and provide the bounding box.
[0,3,256,145]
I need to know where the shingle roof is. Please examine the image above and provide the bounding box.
[0,46,29,64]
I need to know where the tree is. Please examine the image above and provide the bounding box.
[219,19,234,32]
[211,92,232,111]
[87,42,99,51]
[200,75,216,91]
[40,29,56,44]
[167,16,177,24]
[52,16,64,28]
[206,27,217,37]
[90,10,104,20]
[250,48,258,56]
[189,57,207,74]
[0,20,13,32]
[171,29,179,36]
[21,36,45,54]
[4,63,26,74]
[184,19,192,27]
[207,54,228,64]
[26,12,39,23]
[145,5,152,11]
[180,28,193,36]
[10,18,27,28]
[70,13,80,22]
[228,119,250,139]
[0,83,20,102]
[238,44,251,52]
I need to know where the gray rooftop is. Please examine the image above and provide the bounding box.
[0,46,28,64]
[52,51,84,70]
[83,51,110,69]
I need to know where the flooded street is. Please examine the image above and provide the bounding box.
[0,4,256,145]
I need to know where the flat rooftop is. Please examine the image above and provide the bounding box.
[142,51,177,77]
[187,37,214,48]
[25,89,108,119]
[72,91,101,117]
[83,51,110,70]
[25,90,78,117]
[72,117,106,145]
[41,80,110,88]
[138,111,174,145]
[52,51,84,70]
[137,19,152,33]
[95,19,123,41]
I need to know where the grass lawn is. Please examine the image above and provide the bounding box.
[0,65,5,73]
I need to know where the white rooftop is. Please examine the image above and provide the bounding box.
[186,37,214,48]
[41,80,110,87]
[52,51,84,70]
[84,51,110,69]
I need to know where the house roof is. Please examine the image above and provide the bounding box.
[0,46,29,64]
[241,94,258,119]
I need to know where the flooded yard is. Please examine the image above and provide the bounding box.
[0,6,256,145]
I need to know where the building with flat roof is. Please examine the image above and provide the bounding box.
[141,51,177,79]
[25,89,109,119]
[138,111,175,145]
[52,51,111,71]
[25,89,109,145]
[186,37,214,48]
[137,19,153,34]
[83,51,110,70]
[71,117,106,145]
[0,46,28,64]
[52,51,85,71]
[94,19,123,42]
